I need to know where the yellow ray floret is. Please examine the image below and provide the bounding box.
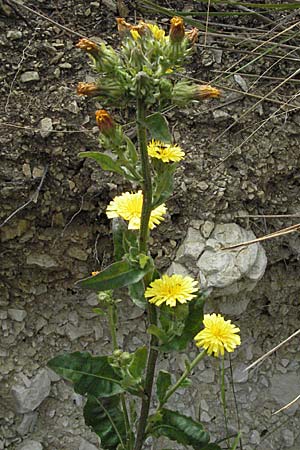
[147,140,185,163]
[194,313,241,357]
[147,23,166,41]
[145,274,198,307]
[106,191,166,230]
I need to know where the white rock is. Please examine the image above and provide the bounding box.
[20,71,40,83]
[11,369,51,413]
[39,118,53,138]
[7,30,23,40]
[176,227,205,264]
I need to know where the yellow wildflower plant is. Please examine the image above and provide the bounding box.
[106,191,167,230]
[147,23,166,41]
[147,139,185,162]
[194,313,241,357]
[145,274,198,307]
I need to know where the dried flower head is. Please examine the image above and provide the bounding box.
[145,274,198,307]
[194,313,241,357]
[185,27,199,44]
[76,38,99,57]
[106,191,167,230]
[196,85,221,100]
[147,140,185,162]
[95,109,115,133]
[169,16,185,42]
[77,82,101,97]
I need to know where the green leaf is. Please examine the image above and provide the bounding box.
[152,163,176,208]
[47,352,124,397]
[145,112,172,143]
[128,346,147,379]
[125,136,138,165]
[156,370,172,404]
[160,294,205,352]
[112,218,138,261]
[84,395,126,450]
[147,324,169,343]
[76,259,151,291]
[149,408,210,449]
[79,152,125,176]
[128,280,147,309]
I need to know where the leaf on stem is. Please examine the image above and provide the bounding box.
[47,352,124,397]
[156,370,172,404]
[149,408,210,449]
[79,151,125,176]
[128,279,147,309]
[76,258,151,291]
[152,163,176,208]
[128,346,148,380]
[84,394,126,450]
[145,112,172,143]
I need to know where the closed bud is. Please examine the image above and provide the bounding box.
[195,84,221,100]
[76,38,99,58]
[169,16,185,43]
[77,82,101,97]
[172,81,221,106]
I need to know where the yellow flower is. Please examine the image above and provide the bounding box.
[194,314,241,357]
[147,140,185,162]
[147,23,166,41]
[106,191,166,230]
[91,271,100,276]
[130,29,140,41]
[145,274,198,307]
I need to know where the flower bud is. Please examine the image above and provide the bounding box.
[169,16,185,43]
[95,109,115,134]
[76,38,99,58]
[172,81,221,106]
[185,27,199,45]
[77,82,101,97]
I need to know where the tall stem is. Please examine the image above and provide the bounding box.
[134,97,159,450]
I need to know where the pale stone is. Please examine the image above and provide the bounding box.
[11,369,51,413]
[8,309,27,322]
[40,118,53,138]
[79,438,99,450]
[20,71,40,82]
[26,253,58,269]
[270,373,300,414]
[17,440,43,450]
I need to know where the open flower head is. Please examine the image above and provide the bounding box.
[194,313,241,357]
[106,191,166,230]
[147,140,185,162]
[145,274,198,307]
[147,23,166,41]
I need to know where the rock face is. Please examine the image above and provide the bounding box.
[169,223,267,314]
[11,369,51,414]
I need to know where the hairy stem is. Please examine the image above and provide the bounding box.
[134,97,159,450]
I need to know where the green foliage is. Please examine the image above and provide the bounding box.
[156,370,172,404]
[84,395,126,450]
[128,280,147,309]
[152,162,176,208]
[47,352,124,397]
[112,219,138,261]
[128,346,148,380]
[79,151,125,176]
[76,258,152,291]
[145,112,172,143]
[149,408,210,449]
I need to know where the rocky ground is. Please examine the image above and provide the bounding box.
[1,1,300,449]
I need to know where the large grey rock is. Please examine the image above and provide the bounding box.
[270,373,300,414]
[16,412,38,435]
[11,369,51,413]
[26,253,58,269]
[17,440,43,450]
[176,227,206,265]
[79,438,99,450]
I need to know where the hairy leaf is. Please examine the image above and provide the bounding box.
[128,280,147,309]
[150,408,210,449]
[145,112,172,143]
[84,395,126,450]
[79,152,125,176]
[128,346,148,380]
[48,352,123,397]
[152,163,176,208]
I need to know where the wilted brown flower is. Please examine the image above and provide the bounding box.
[76,82,101,97]
[116,18,148,38]
[169,16,185,42]
[196,85,221,99]
[185,27,199,44]
[95,109,115,134]
[76,38,99,57]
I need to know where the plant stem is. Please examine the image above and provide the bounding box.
[134,96,159,450]
[107,304,131,449]
[161,350,206,407]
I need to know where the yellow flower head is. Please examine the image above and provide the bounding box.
[106,191,166,230]
[145,274,198,307]
[130,29,141,41]
[147,23,166,41]
[91,271,100,276]
[147,140,185,163]
[194,313,241,357]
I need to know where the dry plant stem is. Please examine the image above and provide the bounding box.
[134,98,158,450]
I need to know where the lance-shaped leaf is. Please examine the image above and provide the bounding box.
[79,151,125,176]
[48,352,124,397]
[160,294,205,352]
[76,258,151,291]
[84,395,126,450]
[145,112,172,143]
[149,408,210,449]
[152,163,176,208]
[128,346,147,380]
[156,370,172,404]
[128,280,147,309]
[112,219,138,261]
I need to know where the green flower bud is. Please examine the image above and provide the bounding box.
[172,80,221,106]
